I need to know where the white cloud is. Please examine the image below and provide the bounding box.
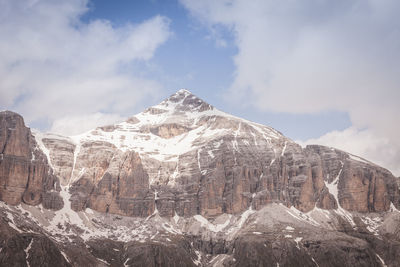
[0,0,171,129]
[181,0,400,175]
[50,112,125,136]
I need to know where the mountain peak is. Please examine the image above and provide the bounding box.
[176,88,192,95]
[165,88,194,103]
[156,89,214,113]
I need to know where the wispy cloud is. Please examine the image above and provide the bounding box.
[0,0,171,133]
[181,0,400,175]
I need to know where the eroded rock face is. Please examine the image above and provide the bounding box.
[306,145,400,213]
[1,88,400,267]
[29,90,400,219]
[69,143,154,217]
[3,91,399,219]
[58,130,400,219]
[0,111,62,210]
[42,135,75,186]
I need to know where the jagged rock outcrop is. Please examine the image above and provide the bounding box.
[0,111,62,210]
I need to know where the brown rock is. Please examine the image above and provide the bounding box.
[339,159,393,212]
[306,145,400,212]
[0,111,62,209]
[150,123,190,139]
[69,142,154,217]
[42,136,75,185]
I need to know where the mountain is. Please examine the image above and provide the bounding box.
[1,89,400,267]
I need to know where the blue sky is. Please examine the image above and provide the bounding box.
[80,0,351,140]
[0,0,399,175]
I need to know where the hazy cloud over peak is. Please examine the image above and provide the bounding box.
[181,0,400,175]
[0,0,171,131]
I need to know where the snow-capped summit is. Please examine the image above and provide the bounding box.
[67,89,287,171]
[131,88,216,127]
[153,88,214,113]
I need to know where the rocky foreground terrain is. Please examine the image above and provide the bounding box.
[0,89,400,266]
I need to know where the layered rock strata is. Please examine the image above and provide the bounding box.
[1,89,400,267]
[24,90,399,219]
[0,111,62,210]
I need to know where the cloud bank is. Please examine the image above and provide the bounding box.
[181,0,400,175]
[0,0,171,135]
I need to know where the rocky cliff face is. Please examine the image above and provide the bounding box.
[1,90,400,267]
[32,90,399,219]
[0,111,62,210]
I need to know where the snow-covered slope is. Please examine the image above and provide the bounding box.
[42,89,290,187]
[73,89,285,163]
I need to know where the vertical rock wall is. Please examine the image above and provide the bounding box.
[0,111,62,210]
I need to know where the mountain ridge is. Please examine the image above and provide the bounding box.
[1,90,400,266]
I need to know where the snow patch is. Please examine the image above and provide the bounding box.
[6,211,23,233]
[60,251,70,263]
[237,207,255,229]
[209,254,229,267]
[85,208,94,214]
[193,250,202,266]
[348,154,370,164]
[24,239,33,267]
[162,222,181,235]
[69,138,82,184]
[32,130,53,169]
[286,206,320,226]
[390,202,399,213]
[324,161,356,228]
[285,226,295,231]
[213,140,223,148]
[294,237,303,249]
[360,216,382,236]
[281,141,287,157]
[232,122,241,152]
[96,257,110,266]
[168,164,179,186]
[193,215,231,233]
[311,257,320,267]
[376,254,387,267]
[226,206,255,238]
[173,211,180,224]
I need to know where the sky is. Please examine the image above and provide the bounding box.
[0,0,399,176]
